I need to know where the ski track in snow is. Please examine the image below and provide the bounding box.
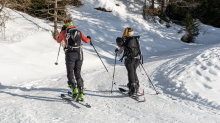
[1,64,220,122]
[149,44,220,114]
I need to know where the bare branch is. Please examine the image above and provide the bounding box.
[0,7,11,40]
[0,0,9,13]
[35,7,65,12]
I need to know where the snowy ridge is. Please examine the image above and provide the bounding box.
[151,44,220,112]
[1,0,220,122]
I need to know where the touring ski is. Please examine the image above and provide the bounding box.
[61,92,91,108]
[119,88,146,102]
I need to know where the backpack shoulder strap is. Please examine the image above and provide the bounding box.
[134,36,143,64]
[119,53,125,62]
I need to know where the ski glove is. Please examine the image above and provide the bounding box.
[115,48,119,53]
[87,36,92,46]
[87,36,91,39]
[115,47,124,56]
[61,25,67,32]
[115,48,121,55]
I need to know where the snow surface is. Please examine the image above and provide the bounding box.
[1,0,220,122]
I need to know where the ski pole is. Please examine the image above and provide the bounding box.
[91,40,112,78]
[55,43,61,65]
[140,63,159,95]
[111,54,117,93]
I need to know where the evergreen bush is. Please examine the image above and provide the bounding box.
[166,0,220,28]
[182,12,199,43]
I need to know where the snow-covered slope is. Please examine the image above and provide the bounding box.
[0,0,220,122]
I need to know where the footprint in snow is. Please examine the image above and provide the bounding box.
[214,65,220,71]
[208,69,218,76]
[196,70,202,76]
[206,62,212,66]
[203,83,212,89]
[200,65,207,70]
[204,76,211,82]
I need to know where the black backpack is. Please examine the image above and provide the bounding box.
[65,27,82,52]
[116,37,125,47]
[120,36,143,63]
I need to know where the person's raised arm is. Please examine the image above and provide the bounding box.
[57,31,65,43]
[80,31,90,43]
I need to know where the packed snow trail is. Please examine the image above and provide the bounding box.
[1,44,220,122]
[1,48,220,122]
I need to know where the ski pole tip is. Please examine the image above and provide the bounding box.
[156,92,159,95]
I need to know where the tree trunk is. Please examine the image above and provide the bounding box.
[0,0,8,13]
[152,0,154,9]
[53,0,59,40]
[143,0,147,20]
[162,0,167,12]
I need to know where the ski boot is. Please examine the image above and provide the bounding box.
[76,86,84,102]
[67,80,79,99]
[68,84,78,99]
[72,87,78,99]
[128,83,138,96]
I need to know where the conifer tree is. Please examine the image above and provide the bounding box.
[182,12,199,43]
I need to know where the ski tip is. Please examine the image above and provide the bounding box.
[86,104,91,108]
[119,88,126,92]
[61,94,65,97]
[139,97,146,102]
[68,91,72,94]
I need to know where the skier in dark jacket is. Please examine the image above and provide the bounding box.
[115,27,141,95]
[57,19,91,101]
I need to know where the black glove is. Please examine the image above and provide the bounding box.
[87,36,91,39]
[115,48,119,53]
[61,25,67,32]
[87,36,92,46]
